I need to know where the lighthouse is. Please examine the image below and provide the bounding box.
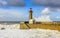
[29,8,33,20]
[29,8,34,24]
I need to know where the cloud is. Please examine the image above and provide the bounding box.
[34,7,60,22]
[0,8,21,18]
[0,0,25,6]
[34,7,52,22]
[0,0,7,5]
[41,7,60,13]
[56,16,60,19]
[0,15,4,17]
[31,0,60,7]
[35,15,52,22]
[7,0,25,6]
[0,8,28,21]
[41,8,50,14]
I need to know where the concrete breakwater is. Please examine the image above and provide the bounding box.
[20,22,60,30]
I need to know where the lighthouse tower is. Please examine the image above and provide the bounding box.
[29,8,34,24]
[29,8,33,20]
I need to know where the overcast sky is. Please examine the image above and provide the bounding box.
[0,0,60,21]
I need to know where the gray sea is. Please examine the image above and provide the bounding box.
[0,21,60,38]
[0,21,20,29]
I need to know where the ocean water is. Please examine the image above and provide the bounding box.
[0,21,60,38]
[0,21,20,29]
[0,29,60,38]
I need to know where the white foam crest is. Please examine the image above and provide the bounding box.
[0,29,60,38]
[0,24,20,29]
